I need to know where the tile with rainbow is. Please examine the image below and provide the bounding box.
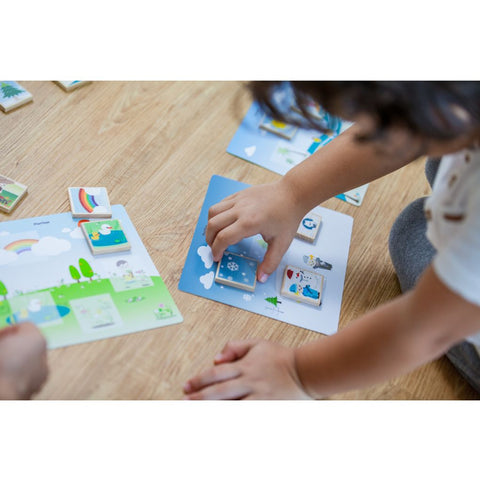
[68,187,112,218]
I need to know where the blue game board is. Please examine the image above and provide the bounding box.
[178,175,353,335]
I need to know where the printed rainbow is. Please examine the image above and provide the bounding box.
[79,188,99,213]
[4,238,39,254]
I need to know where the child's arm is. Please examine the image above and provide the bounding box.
[0,322,48,399]
[183,266,480,399]
[207,124,422,280]
[295,266,480,397]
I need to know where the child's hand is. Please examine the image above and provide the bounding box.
[0,323,48,399]
[183,339,312,400]
[206,180,305,282]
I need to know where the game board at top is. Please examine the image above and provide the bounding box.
[226,83,369,206]
[68,187,112,218]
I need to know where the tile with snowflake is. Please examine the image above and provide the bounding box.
[214,251,258,292]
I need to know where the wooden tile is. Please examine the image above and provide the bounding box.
[215,251,258,292]
[0,81,33,113]
[54,81,92,92]
[259,114,298,139]
[295,211,322,242]
[81,219,131,255]
[0,174,28,213]
[280,265,325,306]
[68,187,112,218]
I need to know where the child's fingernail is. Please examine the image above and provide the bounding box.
[259,273,269,283]
[214,353,223,362]
[183,382,192,393]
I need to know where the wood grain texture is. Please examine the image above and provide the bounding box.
[1,81,478,400]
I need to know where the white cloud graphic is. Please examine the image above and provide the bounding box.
[0,249,17,265]
[31,236,71,256]
[199,271,214,290]
[243,294,252,302]
[84,187,104,195]
[93,206,110,214]
[0,231,10,237]
[197,245,213,269]
[70,227,84,239]
[244,145,256,157]
[62,227,71,233]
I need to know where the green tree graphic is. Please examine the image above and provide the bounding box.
[265,296,281,307]
[1,82,24,98]
[277,146,306,157]
[0,280,8,300]
[79,258,94,282]
[69,265,81,283]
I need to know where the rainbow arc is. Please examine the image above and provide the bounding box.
[79,188,99,213]
[4,238,39,254]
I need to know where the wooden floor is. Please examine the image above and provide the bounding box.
[1,81,478,400]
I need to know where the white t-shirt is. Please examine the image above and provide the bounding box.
[424,147,480,346]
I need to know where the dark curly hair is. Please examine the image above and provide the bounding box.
[249,81,480,143]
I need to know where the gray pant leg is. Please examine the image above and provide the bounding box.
[388,196,436,292]
[425,157,440,187]
[389,158,480,394]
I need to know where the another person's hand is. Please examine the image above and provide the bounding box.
[183,339,312,400]
[0,323,48,400]
[206,179,306,282]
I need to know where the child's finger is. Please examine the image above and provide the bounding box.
[205,209,238,247]
[214,339,259,364]
[185,378,250,400]
[16,322,47,354]
[210,223,245,262]
[258,236,293,281]
[183,363,241,394]
[208,199,236,221]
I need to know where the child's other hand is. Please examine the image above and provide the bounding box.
[206,180,304,282]
[0,323,48,400]
[183,339,312,400]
